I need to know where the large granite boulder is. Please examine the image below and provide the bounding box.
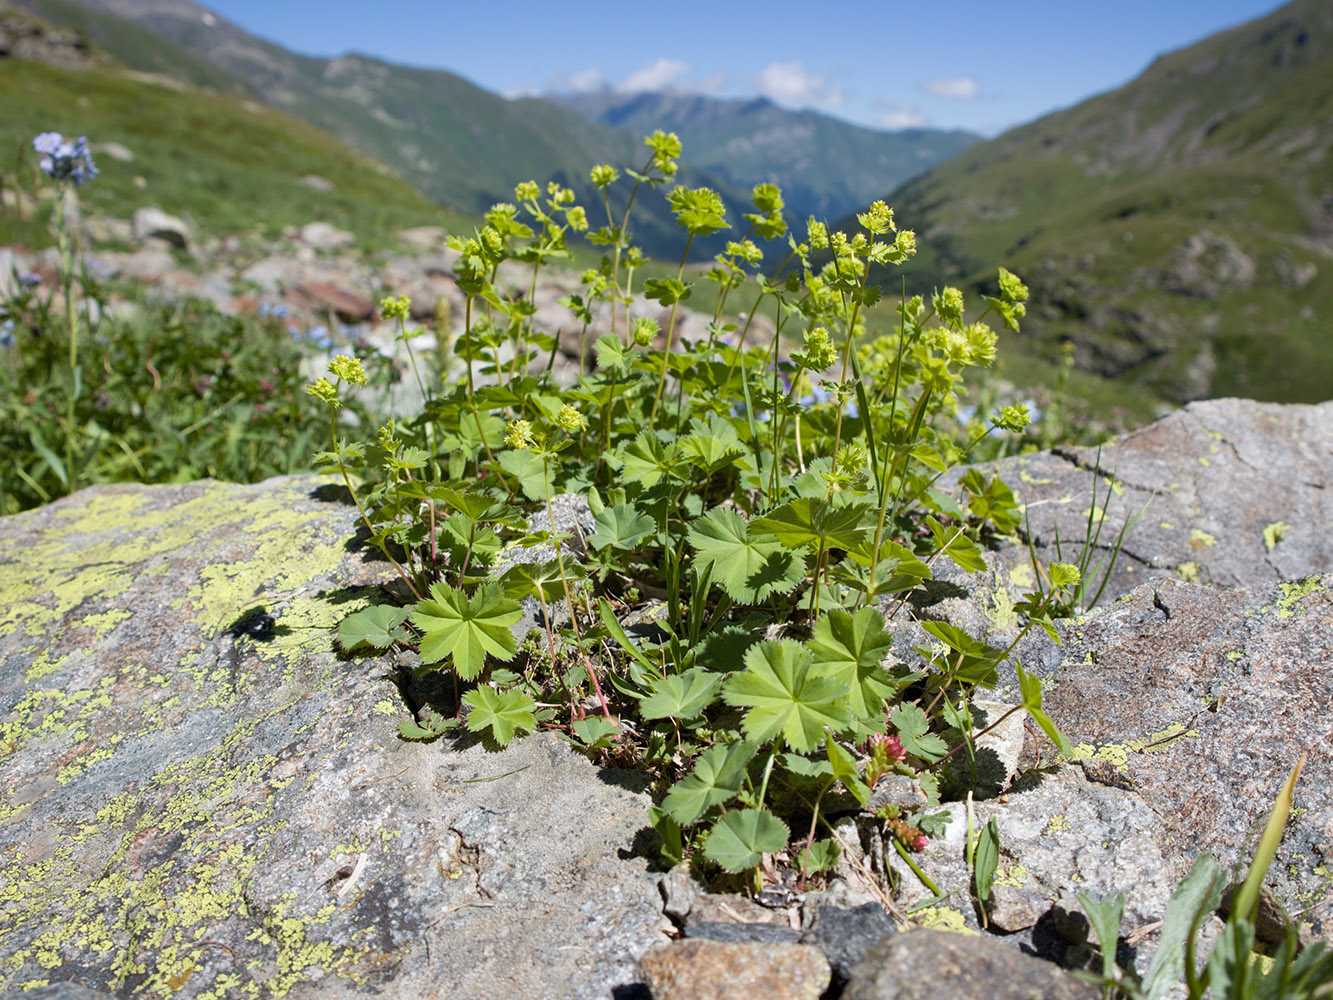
[0,477,667,999]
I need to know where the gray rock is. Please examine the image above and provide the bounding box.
[844,928,1099,1000]
[0,476,668,999]
[686,921,802,945]
[131,206,191,249]
[299,221,356,251]
[800,902,897,983]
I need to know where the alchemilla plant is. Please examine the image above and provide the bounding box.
[323,130,1078,889]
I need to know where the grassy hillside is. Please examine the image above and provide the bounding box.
[0,58,454,247]
[40,0,758,258]
[555,90,978,225]
[861,0,1332,407]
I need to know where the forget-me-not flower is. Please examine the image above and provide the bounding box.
[32,132,98,185]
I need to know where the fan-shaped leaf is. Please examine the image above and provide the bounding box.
[462,685,536,746]
[589,503,656,551]
[704,807,789,873]
[338,604,411,651]
[661,741,757,825]
[809,607,900,718]
[688,507,805,604]
[640,668,723,721]
[411,581,522,680]
[722,640,852,751]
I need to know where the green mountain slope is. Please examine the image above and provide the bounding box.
[864,0,1332,406]
[0,56,444,245]
[554,90,979,225]
[42,0,758,257]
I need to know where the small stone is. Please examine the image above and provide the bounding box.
[986,883,1047,932]
[298,220,355,251]
[639,939,831,1000]
[686,921,802,945]
[131,206,190,249]
[800,901,897,983]
[843,927,1099,1000]
[659,866,700,923]
[1051,890,1092,945]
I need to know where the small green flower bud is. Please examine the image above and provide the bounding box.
[933,286,965,328]
[565,205,588,232]
[858,200,895,235]
[995,404,1031,432]
[514,180,540,202]
[997,267,1029,303]
[806,218,829,250]
[632,317,659,347]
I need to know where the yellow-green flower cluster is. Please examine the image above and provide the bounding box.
[589,164,618,189]
[305,377,339,407]
[556,404,585,433]
[328,354,368,386]
[857,200,896,235]
[379,295,411,321]
[793,326,838,372]
[933,286,965,328]
[514,180,541,202]
[645,130,681,177]
[504,419,535,451]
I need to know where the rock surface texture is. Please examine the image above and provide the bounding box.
[0,398,1329,999]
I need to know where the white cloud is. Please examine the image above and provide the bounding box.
[566,67,605,93]
[879,103,929,129]
[753,61,845,108]
[697,71,726,94]
[922,75,980,100]
[618,58,691,93]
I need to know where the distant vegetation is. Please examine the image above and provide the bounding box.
[861,0,1331,408]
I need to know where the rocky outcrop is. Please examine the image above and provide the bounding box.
[1,399,1329,998]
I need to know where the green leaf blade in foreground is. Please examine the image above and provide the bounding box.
[825,736,870,807]
[411,581,522,680]
[688,507,804,604]
[462,685,536,746]
[338,604,411,651]
[640,668,723,721]
[1016,664,1072,756]
[749,497,871,552]
[704,807,789,873]
[723,640,852,752]
[890,702,948,762]
[1140,853,1226,1000]
[588,503,656,551]
[809,607,899,718]
[661,741,758,826]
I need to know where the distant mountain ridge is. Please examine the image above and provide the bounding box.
[551,89,979,224]
[862,0,1332,407]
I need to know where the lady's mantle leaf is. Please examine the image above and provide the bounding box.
[588,503,656,551]
[661,741,757,826]
[890,703,949,762]
[461,685,536,746]
[825,736,870,807]
[723,640,852,752]
[688,507,804,604]
[749,497,871,552]
[411,581,522,680]
[704,807,789,873]
[809,607,899,718]
[640,668,723,721]
[1016,664,1072,756]
[338,604,411,651]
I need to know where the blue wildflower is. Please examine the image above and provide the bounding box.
[17,272,41,289]
[0,319,15,348]
[32,132,98,185]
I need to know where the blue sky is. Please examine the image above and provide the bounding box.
[202,0,1285,136]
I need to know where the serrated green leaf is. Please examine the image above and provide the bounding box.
[648,805,683,867]
[499,559,583,603]
[435,487,502,523]
[496,448,549,501]
[640,668,723,721]
[809,607,900,718]
[890,702,949,762]
[723,640,853,751]
[798,838,841,874]
[588,503,656,551]
[705,807,789,873]
[688,507,805,604]
[411,581,522,680]
[338,604,411,651]
[749,497,871,552]
[462,685,536,746]
[919,621,1003,689]
[1141,854,1226,1000]
[825,737,870,807]
[611,430,678,489]
[594,333,630,373]
[571,716,619,748]
[661,741,758,826]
